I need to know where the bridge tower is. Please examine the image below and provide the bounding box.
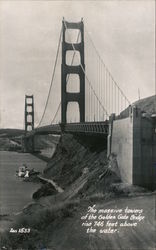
[25,95,34,133]
[61,19,85,123]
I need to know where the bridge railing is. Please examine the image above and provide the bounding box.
[64,121,109,135]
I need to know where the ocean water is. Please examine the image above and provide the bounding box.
[0,151,47,215]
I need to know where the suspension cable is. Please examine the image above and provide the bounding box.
[36,27,62,128]
[51,102,61,124]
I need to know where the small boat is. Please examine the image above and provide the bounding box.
[16,165,40,178]
[17,166,27,177]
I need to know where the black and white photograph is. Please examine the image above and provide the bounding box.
[0,0,155,249]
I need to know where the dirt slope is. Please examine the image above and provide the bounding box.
[43,134,121,196]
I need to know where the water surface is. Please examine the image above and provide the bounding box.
[0,151,47,215]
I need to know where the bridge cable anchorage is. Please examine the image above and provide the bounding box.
[63,19,109,119]
[36,27,62,128]
[51,29,81,124]
[85,27,131,106]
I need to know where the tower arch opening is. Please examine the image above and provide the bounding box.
[66,74,80,93]
[66,50,80,66]
[66,102,80,123]
[65,29,81,44]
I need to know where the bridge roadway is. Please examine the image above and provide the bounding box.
[25,121,109,138]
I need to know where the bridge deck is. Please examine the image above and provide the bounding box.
[25,121,109,137]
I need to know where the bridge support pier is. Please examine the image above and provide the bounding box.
[107,113,115,158]
[109,106,156,190]
[22,136,35,153]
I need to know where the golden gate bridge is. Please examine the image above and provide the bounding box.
[23,18,131,152]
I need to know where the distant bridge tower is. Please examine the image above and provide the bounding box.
[22,95,34,152]
[25,95,34,133]
[61,18,85,123]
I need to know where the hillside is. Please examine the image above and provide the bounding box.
[0,128,24,138]
[34,134,60,159]
[0,129,24,151]
[133,95,156,113]
[119,95,156,118]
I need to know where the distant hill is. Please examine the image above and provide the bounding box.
[0,129,25,138]
[119,95,156,119]
[133,95,156,113]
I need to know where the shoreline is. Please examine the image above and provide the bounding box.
[0,150,48,228]
[0,148,57,234]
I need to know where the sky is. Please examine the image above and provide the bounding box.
[0,0,155,129]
